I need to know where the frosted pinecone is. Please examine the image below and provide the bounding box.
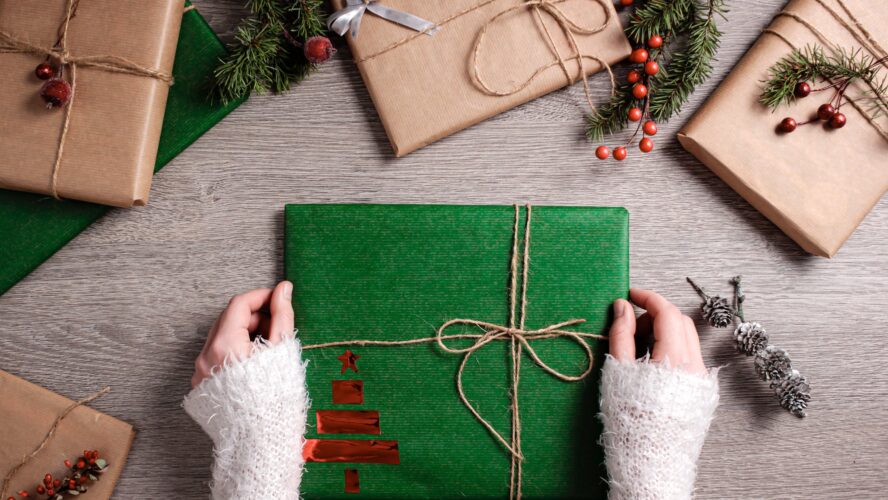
[771,370,811,417]
[702,295,734,328]
[733,322,769,355]
[754,345,792,381]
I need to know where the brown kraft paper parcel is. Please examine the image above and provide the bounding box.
[678,0,888,258]
[332,0,631,156]
[0,370,134,499]
[0,0,183,208]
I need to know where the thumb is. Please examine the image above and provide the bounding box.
[267,281,294,344]
[608,299,636,362]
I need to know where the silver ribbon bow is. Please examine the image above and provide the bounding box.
[328,0,439,38]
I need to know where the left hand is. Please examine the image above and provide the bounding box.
[191,281,294,388]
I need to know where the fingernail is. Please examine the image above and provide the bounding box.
[613,300,625,318]
[282,281,292,301]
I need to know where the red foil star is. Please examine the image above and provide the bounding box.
[337,349,360,373]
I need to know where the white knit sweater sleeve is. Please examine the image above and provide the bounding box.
[599,356,720,500]
[183,336,309,500]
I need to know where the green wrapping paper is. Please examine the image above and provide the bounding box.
[0,4,245,296]
[285,204,629,499]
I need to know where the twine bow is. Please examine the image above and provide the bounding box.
[303,205,607,499]
[328,0,439,38]
[0,0,174,200]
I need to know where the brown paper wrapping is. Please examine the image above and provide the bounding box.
[333,0,631,156]
[678,0,888,257]
[0,370,134,499]
[0,0,183,208]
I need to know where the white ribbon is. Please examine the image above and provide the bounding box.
[328,0,439,38]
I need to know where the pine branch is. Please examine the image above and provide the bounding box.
[585,83,637,142]
[625,0,696,44]
[214,0,327,104]
[648,0,725,122]
[760,44,888,118]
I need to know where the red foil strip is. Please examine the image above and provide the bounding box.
[316,410,381,435]
[303,439,400,464]
[345,469,360,494]
[332,380,364,404]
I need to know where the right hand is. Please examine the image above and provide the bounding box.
[609,288,707,374]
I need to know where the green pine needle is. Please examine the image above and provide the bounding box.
[214,0,327,104]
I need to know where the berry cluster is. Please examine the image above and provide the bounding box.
[9,450,107,500]
[594,34,663,161]
[777,80,849,133]
[33,61,72,110]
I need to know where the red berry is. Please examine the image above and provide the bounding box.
[627,107,643,121]
[619,0,634,6]
[644,61,659,75]
[89,458,96,465]
[76,460,85,469]
[629,48,649,64]
[17,492,28,498]
[52,480,60,488]
[639,137,654,152]
[794,82,811,98]
[817,103,836,121]
[595,145,610,159]
[65,460,72,468]
[626,70,641,84]
[648,34,663,48]
[613,146,628,161]
[643,120,657,135]
[35,486,45,495]
[778,117,797,133]
[45,490,53,497]
[39,79,71,109]
[35,63,53,80]
[44,474,52,485]
[91,451,100,459]
[632,83,648,99]
[9,496,16,500]
[69,480,76,489]
[78,476,87,485]
[829,112,846,128]
[304,36,336,65]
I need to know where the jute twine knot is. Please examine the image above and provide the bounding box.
[303,205,607,499]
[0,387,111,498]
[0,0,175,200]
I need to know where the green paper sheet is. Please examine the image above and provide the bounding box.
[285,204,629,499]
[0,4,245,296]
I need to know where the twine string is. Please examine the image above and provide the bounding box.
[0,387,111,498]
[762,0,888,141]
[303,205,607,500]
[0,0,175,200]
[351,0,616,113]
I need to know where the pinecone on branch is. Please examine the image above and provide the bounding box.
[702,295,734,328]
[771,370,811,417]
[754,345,793,381]
[733,322,769,355]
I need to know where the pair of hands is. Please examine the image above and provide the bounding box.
[191,284,707,388]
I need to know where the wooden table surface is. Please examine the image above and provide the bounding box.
[1,0,886,498]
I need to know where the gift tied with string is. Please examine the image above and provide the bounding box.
[285,204,629,498]
[678,0,888,258]
[0,0,183,207]
[327,0,631,156]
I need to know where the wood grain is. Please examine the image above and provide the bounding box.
[1,1,886,498]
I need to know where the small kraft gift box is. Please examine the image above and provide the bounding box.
[678,0,888,257]
[0,0,183,207]
[285,204,629,498]
[329,0,632,156]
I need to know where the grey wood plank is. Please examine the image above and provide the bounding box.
[1,0,885,498]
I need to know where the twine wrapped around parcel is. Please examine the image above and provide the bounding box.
[328,0,617,113]
[0,0,175,200]
[303,205,608,500]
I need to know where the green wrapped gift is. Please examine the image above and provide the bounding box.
[285,204,629,499]
[0,3,245,296]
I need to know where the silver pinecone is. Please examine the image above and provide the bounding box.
[733,322,769,355]
[771,370,811,417]
[702,295,734,328]
[754,345,792,381]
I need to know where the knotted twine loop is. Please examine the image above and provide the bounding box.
[471,0,616,112]
[0,0,175,200]
[303,205,607,500]
[345,0,616,114]
[0,387,111,499]
[762,0,888,141]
